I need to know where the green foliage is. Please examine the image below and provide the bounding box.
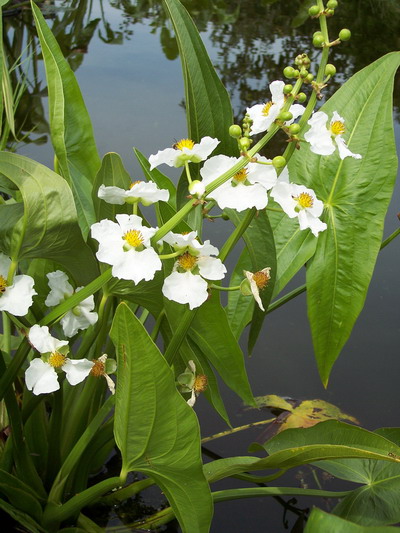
[304,508,400,533]
[110,302,213,533]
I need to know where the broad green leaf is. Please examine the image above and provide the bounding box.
[31,1,101,236]
[226,246,255,339]
[314,429,400,526]
[0,470,43,523]
[226,209,276,352]
[305,508,400,533]
[162,0,236,157]
[0,497,45,533]
[269,211,316,298]
[189,293,255,406]
[109,272,165,317]
[110,303,213,533]
[0,152,98,284]
[92,152,132,222]
[295,52,400,385]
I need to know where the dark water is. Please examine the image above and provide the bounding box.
[4,0,400,531]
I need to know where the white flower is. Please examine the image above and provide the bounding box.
[304,111,362,160]
[271,181,327,237]
[177,360,207,407]
[161,231,226,309]
[91,214,162,283]
[0,253,36,316]
[241,268,271,312]
[45,271,98,338]
[188,180,206,197]
[149,136,220,170]
[89,354,116,394]
[246,80,305,135]
[25,325,94,395]
[200,154,277,211]
[98,181,169,206]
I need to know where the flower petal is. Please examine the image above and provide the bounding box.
[45,270,73,307]
[25,359,59,395]
[197,256,227,280]
[112,247,162,283]
[149,147,179,170]
[162,271,209,309]
[0,275,36,316]
[29,325,68,354]
[63,358,94,386]
[335,135,362,160]
[98,185,126,205]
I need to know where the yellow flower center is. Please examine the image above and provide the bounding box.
[90,359,105,377]
[253,271,270,289]
[193,374,208,394]
[49,352,66,368]
[123,229,144,248]
[294,192,314,209]
[178,252,197,271]
[0,275,8,294]
[233,168,248,183]
[262,101,273,116]
[129,180,142,189]
[174,139,195,151]
[330,120,345,135]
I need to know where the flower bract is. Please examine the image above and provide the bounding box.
[246,80,305,135]
[149,136,220,170]
[45,270,98,337]
[0,253,36,316]
[25,325,94,395]
[304,111,362,160]
[161,231,226,309]
[98,181,169,206]
[200,154,277,211]
[91,214,162,283]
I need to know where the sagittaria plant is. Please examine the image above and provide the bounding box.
[0,0,399,532]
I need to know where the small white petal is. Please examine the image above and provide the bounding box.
[270,181,298,218]
[245,270,265,312]
[197,256,227,281]
[112,247,162,283]
[0,275,36,316]
[269,80,285,104]
[98,185,126,205]
[63,358,94,386]
[126,182,169,205]
[304,111,335,156]
[25,359,59,395]
[335,135,362,160]
[29,325,68,354]
[187,389,197,407]
[149,147,179,170]
[45,270,73,307]
[298,210,327,237]
[189,137,220,162]
[162,271,209,310]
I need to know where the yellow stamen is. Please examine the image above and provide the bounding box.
[174,139,195,151]
[262,101,273,116]
[90,359,105,378]
[253,271,270,290]
[129,180,142,189]
[294,192,314,209]
[233,168,248,183]
[123,229,144,248]
[330,121,345,135]
[178,252,197,271]
[0,275,8,294]
[49,352,66,368]
[193,374,208,394]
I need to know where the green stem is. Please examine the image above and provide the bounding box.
[159,250,183,260]
[212,487,352,503]
[101,477,154,505]
[2,312,12,360]
[0,337,30,402]
[139,308,149,324]
[219,208,256,263]
[41,269,113,327]
[45,389,63,487]
[163,308,198,365]
[381,227,400,249]
[184,161,192,184]
[201,418,275,443]
[151,310,165,341]
[209,284,240,292]
[267,284,306,314]
[265,206,284,213]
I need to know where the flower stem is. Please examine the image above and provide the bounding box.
[159,250,183,260]
[184,161,193,185]
[201,418,275,443]
[381,227,400,249]
[209,284,240,292]
[267,284,306,314]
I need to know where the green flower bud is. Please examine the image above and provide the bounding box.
[294,55,303,66]
[283,84,293,94]
[313,34,325,47]
[300,68,308,78]
[313,31,323,38]
[325,64,336,76]
[327,0,338,8]
[326,8,335,15]
[306,73,314,83]
[339,28,351,41]
[289,123,301,135]
[297,92,307,103]
[293,69,300,78]
[238,137,252,151]
[308,5,320,16]
[272,156,286,169]
[283,66,295,79]
[229,124,242,138]
[279,111,293,122]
